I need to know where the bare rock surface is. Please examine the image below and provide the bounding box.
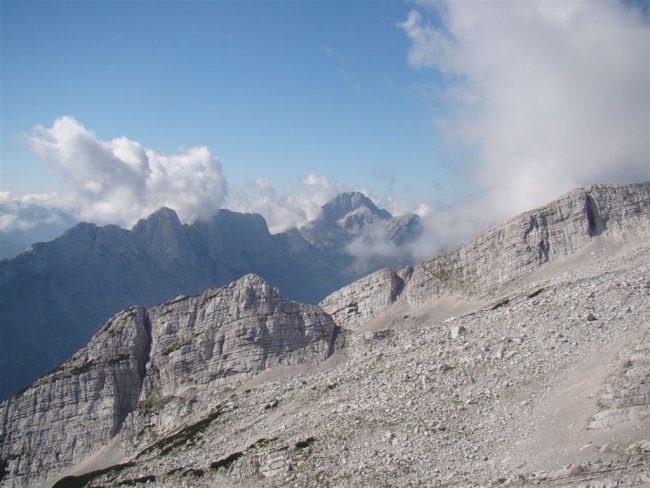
[36,235,649,488]
[1,182,649,488]
[0,274,336,487]
[320,268,405,330]
[0,192,420,403]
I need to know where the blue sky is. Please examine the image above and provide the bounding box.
[1,1,458,198]
[1,0,648,249]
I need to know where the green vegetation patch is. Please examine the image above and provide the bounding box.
[161,339,191,356]
[108,353,131,365]
[52,462,134,488]
[295,436,317,449]
[136,406,223,458]
[118,475,156,485]
[210,451,244,471]
[491,298,510,310]
[70,359,96,375]
[136,395,176,412]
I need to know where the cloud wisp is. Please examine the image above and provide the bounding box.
[26,116,228,227]
[400,0,650,253]
[225,174,347,233]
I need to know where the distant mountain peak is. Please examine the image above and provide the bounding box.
[299,192,418,251]
[132,207,181,230]
[321,192,391,222]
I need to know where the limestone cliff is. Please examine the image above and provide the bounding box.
[0,274,337,487]
[321,182,650,326]
[1,182,649,488]
[0,193,418,402]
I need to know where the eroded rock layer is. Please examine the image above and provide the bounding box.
[0,274,336,487]
[322,183,650,325]
[1,182,649,488]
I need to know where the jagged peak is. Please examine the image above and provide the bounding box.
[230,272,270,289]
[132,207,182,231]
[321,192,391,222]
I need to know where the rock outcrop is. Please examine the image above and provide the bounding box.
[320,268,405,330]
[0,192,417,401]
[299,191,421,252]
[322,183,650,326]
[0,274,337,487]
[1,181,649,488]
[16,209,649,488]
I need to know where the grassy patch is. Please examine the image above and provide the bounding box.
[295,437,317,449]
[161,339,191,357]
[136,395,176,412]
[210,452,244,471]
[108,353,131,365]
[118,475,156,485]
[491,298,510,310]
[52,462,134,488]
[70,359,96,375]
[527,287,545,299]
[136,406,223,458]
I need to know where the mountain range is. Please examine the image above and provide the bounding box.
[0,202,76,260]
[1,181,648,487]
[0,192,421,401]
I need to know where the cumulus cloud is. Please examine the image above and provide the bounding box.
[400,0,650,252]
[26,116,227,227]
[225,173,348,233]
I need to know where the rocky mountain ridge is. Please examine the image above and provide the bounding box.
[322,183,650,328]
[1,181,649,487]
[0,192,418,401]
[0,274,338,487]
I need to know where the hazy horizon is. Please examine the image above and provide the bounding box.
[2,0,649,256]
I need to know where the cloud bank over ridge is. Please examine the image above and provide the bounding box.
[399,0,650,259]
[26,116,228,228]
[2,0,648,266]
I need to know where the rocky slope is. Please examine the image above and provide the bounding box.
[0,274,337,487]
[0,202,75,260]
[0,193,415,401]
[322,183,650,325]
[299,191,422,253]
[1,182,648,488]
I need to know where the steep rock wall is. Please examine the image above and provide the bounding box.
[322,183,650,325]
[0,274,336,487]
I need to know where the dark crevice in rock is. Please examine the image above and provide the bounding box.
[537,237,550,264]
[139,308,153,380]
[327,325,342,358]
[524,215,539,241]
[391,270,406,303]
[113,307,153,436]
[0,458,7,483]
[585,193,604,237]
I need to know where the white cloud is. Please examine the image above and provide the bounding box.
[400,0,650,241]
[225,173,348,233]
[346,222,404,274]
[26,116,227,227]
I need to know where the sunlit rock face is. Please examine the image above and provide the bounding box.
[0,274,337,487]
[0,192,420,402]
[1,182,649,488]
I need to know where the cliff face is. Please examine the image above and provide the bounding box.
[321,183,650,326]
[406,183,650,307]
[0,274,337,487]
[0,306,151,486]
[0,194,417,402]
[1,182,649,488]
